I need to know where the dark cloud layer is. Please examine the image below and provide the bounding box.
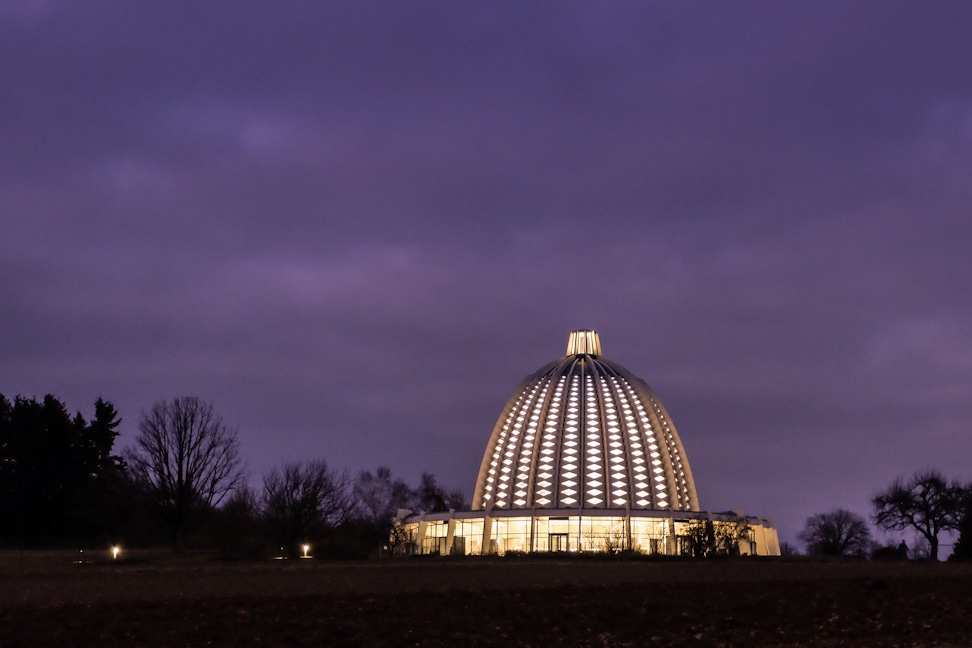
[3,1,972,545]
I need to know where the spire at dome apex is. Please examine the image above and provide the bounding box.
[567,329,601,356]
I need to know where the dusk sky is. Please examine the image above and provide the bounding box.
[3,1,972,547]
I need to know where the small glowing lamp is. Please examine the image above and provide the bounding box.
[112,546,120,560]
[302,544,310,558]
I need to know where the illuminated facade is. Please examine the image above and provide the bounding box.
[404,330,780,556]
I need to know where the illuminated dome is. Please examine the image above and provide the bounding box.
[473,330,700,512]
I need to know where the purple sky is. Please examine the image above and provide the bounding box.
[3,1,972,547]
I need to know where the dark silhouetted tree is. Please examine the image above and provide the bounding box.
[872,470,968,561]
[262,459,352,558]
[209,486,263,559]
[353,466,415,553]
[798,508,871,557]
[417,472,449,513]
[950,497,972,561]
[354,466,415,528]
[0,393,125,546]
[446,487,468,511]
[714,516,752,556]
[680,515,750,557]
[680,518,715,557]
[125,397,245,550]
[779,541,799,557]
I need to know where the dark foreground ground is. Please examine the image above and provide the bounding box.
[2,552,972,647]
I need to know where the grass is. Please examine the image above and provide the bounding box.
[2,551,972,646]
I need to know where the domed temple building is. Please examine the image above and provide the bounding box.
[403,330,780,556]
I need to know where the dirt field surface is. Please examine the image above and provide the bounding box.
[2,552,972,647]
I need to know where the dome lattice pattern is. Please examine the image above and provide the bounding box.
[473,330,699,512]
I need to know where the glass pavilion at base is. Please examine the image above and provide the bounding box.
[403,330,780,556]
[405,509,781,557]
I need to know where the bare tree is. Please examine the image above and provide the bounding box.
[872,470,969,561]
[680,518,715,557]
[126,397,244,550]
[445,487,469,511]
[416,472,448,513]
[353,466,415,529]
[714,516,752,556]
[262,459,352,558]
[798,508,871,557]
[779,541,800,557]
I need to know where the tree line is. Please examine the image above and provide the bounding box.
[797,470,972,562]
[0,394,465,557]
[7,391,972,560]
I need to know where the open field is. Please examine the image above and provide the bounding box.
[2,552,972,647]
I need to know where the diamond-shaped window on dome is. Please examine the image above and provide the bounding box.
[587,497,603,505]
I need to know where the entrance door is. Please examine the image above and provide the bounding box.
[549,533,569,552]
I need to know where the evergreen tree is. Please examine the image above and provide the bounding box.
[0,393,125,546]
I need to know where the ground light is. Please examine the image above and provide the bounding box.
[301,544,311,558]
[111,546,120,560]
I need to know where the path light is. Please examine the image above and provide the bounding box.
[112,546,120,560]
[302,544,311,558]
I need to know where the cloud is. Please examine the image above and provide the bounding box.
[3,1,972,546]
